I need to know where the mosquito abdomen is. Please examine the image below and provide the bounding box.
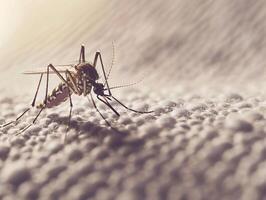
[37,83,72,109]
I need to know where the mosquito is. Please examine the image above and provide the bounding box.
[0,45,153,134]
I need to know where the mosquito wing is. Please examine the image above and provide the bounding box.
[23,64,76,75]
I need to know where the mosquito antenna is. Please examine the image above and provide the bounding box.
[103,72,148,91]
[111,96,153,114]
[104,41,115,87]
[107,41,115,80]
[104,79,145,91]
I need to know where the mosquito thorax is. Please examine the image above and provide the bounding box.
[76,62,99,81]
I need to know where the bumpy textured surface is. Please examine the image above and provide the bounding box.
[1,93,266,200]
[1,0,266,200]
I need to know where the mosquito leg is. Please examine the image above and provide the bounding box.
[46,64,76,95]
[15,65,53,134]
[32,73,44,106]
[44,65,78,136]
[67,91,73,129]
[19,63,73,134]
[66,70,80,94]
[89,94,112,127]
[83,79,87,96]
[17,63,68,134]
[64,85,73,143]
[97,95,120,116]
[16,107,44,135]
[111,96,154,114]
[93,52,112,96]
[65,69,81,130]
[1,108,30,128]
[79,45,85,63]
[0,73,44,128]
[65,71,74,130]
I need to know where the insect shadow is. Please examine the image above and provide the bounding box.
[0,44,153,135]
[51,114,131,142]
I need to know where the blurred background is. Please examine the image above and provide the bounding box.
[1,0,266,96]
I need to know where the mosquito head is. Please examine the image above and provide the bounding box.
[76,62,99,82]
[93,83,105,96]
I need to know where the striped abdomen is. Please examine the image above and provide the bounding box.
[37,83,72,109]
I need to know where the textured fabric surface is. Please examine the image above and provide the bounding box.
[1,93,266,200]
[1,0,266,200]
